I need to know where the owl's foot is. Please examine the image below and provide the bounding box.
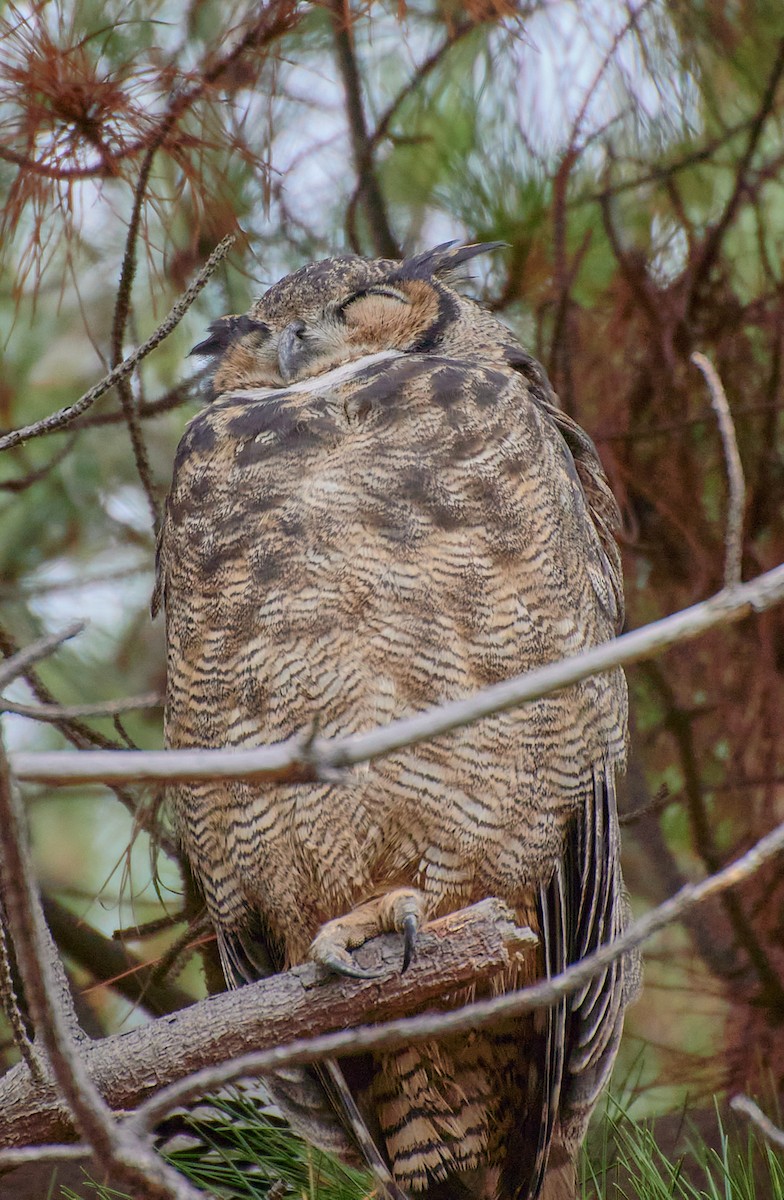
[310,888,426,979]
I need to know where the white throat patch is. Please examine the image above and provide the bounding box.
[223,350,405,402]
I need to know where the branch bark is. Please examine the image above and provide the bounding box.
[0,899,534,1150]
[10,562,784,785]
[2,813,783,1151]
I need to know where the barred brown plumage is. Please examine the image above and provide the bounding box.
[155,243,639,1200]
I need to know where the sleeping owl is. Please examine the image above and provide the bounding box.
[155,243,637,1200]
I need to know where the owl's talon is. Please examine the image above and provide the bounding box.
[319,951,386,980]
[401,912,418,973]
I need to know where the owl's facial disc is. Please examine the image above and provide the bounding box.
[274,282,439,384]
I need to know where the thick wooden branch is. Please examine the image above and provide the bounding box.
[0,899,535,1150]
[9,563,784,785]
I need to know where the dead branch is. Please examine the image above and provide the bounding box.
[0,1143,91,1166]
[1,691,161,724]
[730,1094,784,1150]
[9,561,784,786]
[0,622,85,691]
[110,144,162,533]
[329,0,400,257]
[126,814,784,1134]
[41,894,194,1019]
[2,814,782,1149]
[688,37,784,314]
[0,735,202,1199]
[344,20,474,249]
[642,659,784,1011]
[0,622,177,860]
[0,899,535,1148]
[0,235,235,453]
[691,352,746,588]
[0,0,299,183]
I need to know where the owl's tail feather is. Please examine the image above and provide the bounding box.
[217,918,408,1199]
[323,1059,412,1200]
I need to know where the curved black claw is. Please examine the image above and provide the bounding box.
[320,951,385,981]
[401,913,418,973]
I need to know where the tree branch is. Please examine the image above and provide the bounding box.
[0,622,85,692]
[1,691,161,724]
[2,817,783,1150]
[9,562,784,786]
[691,352,746,588]
[0,899,535,1148]
[329,0,400,257]
[730,1095,784,1150]
[0,732,202,1199]
[0,235,235,453]
[42,894,194,1019]
[688,37,784,313]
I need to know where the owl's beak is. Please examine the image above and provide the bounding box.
[277,319,308,382]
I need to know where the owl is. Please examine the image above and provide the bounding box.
[154,243,638,1200]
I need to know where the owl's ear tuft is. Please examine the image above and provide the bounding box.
[396,241,507,283]
[189,315,269,358]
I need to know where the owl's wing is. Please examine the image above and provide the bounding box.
[560,764,633,1146]
[514,771,629,1200]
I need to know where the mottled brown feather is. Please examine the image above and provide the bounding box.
[157,247,638,1200]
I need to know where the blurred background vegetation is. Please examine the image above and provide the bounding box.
[1,0,784,1196]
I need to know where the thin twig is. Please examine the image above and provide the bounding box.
[692,352,746,588]
[344,21,474,249]
[0,433,78,492]
[42,894,193,1018]
[0,1144,91,1166]
[329,0,399,257]
[730,1095,784,1149]
[0,564,151,600]
[128,815,784,1132]
[111,145,162,532]
[0,235,235,453]
[0,734,203,1199]
[688,37,784,313]
[1,691,162,723]
[9,561,784,786]
[0,622,85,691]
[0,895,42,1081]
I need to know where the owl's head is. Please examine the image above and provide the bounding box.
[192,242,516,394]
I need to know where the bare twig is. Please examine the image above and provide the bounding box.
[1,691,162,724]
[42,894,194,1018]
[9,562,784,786]
[329,0,399,257]
[110,144,163,533]
[730,1094,784,1149]
[642,659,784,1010]
[0,735,203,1199]
[0,622,85,691]
[344,21,474,248]
[692,352,746,588]
[0,235,235,453]
[0,895,42,1080]
[688,37,784,313]
[0,1144,91,1166]
[0,433,78,492]
[0,564,151,600]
